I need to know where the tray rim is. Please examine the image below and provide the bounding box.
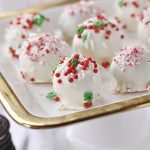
[0,72,150,129]
[0,0,79,19]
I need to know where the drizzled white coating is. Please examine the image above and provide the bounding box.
[72,16,124,67]
[59,0,103,43]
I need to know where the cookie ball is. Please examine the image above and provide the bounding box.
[19,33,70,83]
[5,13,51,58]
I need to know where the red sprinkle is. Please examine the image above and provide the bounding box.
[22,25,27,29]
[53,97,60,102]
[57,79,62,84]
[94,64,98,68]
[84,102,92,108]
[30,78,35,82]
[106,30,111,35]
[102,61,110,69]
[122,24,127,29]
[74,74,78,79]
[93,69,98,73]
[131,13,135,17]
[55,73,60,78]
[104,36,109,40]
[21,34,26,39]
[78,35,82,38]
[111,24,116,28]
[68,78,73,83]
[132,1,139,8]
[46,49,49,53]
[74,54,79,59]
[120,35,125,39]
[64,72,68,76]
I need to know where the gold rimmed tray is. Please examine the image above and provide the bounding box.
[0,72,150,129]
[0,0,150,129]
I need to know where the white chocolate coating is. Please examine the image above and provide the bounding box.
[110,16,127,30]
[19,33,70,83]
[53,54,101,109]
[72,16,124,68]
[138,8,150,48]
[110,45,150,93]
[115,0,146,31]
[5,13,51,58]
[59,0,103,43]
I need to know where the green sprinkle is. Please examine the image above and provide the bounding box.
[93,21,105,27]
[53,63,59,72]
[84,92,93,102]
[82,34,87,43]
[118,0,123,8]
[46,91,57,100]
[76,27,84,35]
[33,14,45,26]
[71,58,78,66]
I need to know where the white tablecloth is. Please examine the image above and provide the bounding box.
[0,105,54,150]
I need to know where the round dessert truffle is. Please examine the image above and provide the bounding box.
[19,33,70,83]
[110,45,150,93]
[52,54,101,109]
[138,8,150,47]
[59,0,103,43]
[72,16,125,69]
[115,0,146,31]
[5,12,50,58]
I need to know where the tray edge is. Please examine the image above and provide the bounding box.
[0,72,150,129]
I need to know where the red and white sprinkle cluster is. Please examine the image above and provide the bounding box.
[139,8,150,26]
[54,54,99,85]
[113,45,144,72]
[22,34,65,62]
[76,15,125,41]
[67,0,103,17]
[7,13,49,58]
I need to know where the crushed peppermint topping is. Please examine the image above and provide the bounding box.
[54,54,100,84]
[139,8,150,26]
[66,1,103,17]
[7,13,49,58]
[113,45,145,71]
[21,34,68,62]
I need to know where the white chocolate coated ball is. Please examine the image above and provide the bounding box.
[5,13,51,58]
[59,0,103,43]
[110,45,150,93]
[73,16,124,68]
[19,33,70,83]
[53,54,101,109]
